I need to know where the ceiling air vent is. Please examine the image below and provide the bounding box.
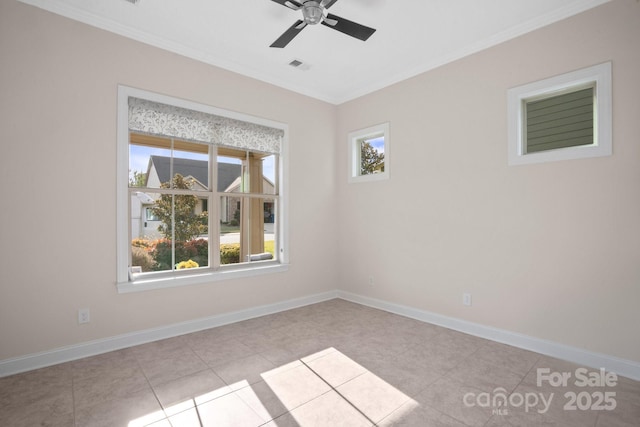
[288,59,311,71]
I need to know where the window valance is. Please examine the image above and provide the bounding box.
[128,97,283,154]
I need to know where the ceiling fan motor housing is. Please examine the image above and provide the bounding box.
[302,1,324,25]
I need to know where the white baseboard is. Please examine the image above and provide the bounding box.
[0,290,339,378]
[2,289,639,382]
[337,290,640,381]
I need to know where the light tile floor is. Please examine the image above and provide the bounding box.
[1,299,638,426]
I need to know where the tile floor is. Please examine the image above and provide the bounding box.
[1,299,639,426]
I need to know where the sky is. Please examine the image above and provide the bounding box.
[367,136,385,153]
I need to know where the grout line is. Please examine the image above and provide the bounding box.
[300,358,377,426]
[193,403,205,427]
[133,352,173,426]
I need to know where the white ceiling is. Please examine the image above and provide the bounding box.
[19,0,609,104]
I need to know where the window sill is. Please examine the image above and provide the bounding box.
[116,263,289,294]
[348,171,389,184]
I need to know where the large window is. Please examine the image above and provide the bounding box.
[508,62,612,166]
[117,87,288,292]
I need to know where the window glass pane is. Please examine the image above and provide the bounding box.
[218,155,244,194]
[172,141,209,191]
[131,191,164,272]
[261,154,277,195]
[131,189,209,273]
[131,191,163,240]
[175,236,209,270]
[220,195,241,265]
[218,196,276,265]
[217,149,277,195]
[262,198,277,260]
[129,135,171,189]
[358,134,385,176]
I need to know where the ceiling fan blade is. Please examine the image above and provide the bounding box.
[270,20,307,48]
[321,13,376,41]
[320,0,340,8]
[270,0,302,10]
[323,17,338,26]
[284,1,302,10]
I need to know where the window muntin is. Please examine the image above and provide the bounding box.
[117,86,288,291]
[348,123,390,183]
[508,62,611,165]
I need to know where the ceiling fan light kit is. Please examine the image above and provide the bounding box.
[270,0,376,48]
[302,1,323,25]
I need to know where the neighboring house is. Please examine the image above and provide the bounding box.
[222,174,276,225]
[131,155,274,239]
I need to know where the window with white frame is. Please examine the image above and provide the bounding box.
[117,86,288,292]
[348,123,389,183]
[507,62,612,166]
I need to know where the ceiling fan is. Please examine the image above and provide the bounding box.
[269,0,376,48]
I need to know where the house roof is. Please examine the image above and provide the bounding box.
[149,155,240,192]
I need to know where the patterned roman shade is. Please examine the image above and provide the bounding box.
[128,97,283,154]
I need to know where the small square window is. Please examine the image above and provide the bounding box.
[508,62,611,165]
[348,123,389,183]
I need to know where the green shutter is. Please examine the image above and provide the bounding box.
[525,87,594,154]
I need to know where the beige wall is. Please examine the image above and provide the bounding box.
[336,0,640,362]
[0,1,337,360]
[1,0,639,366]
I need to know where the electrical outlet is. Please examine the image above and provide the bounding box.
[78,308,90,324]
[463,293,472,306]
[369,276,374,287]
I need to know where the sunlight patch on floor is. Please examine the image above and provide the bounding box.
[128,347,418,426]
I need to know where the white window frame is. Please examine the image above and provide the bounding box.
[348,122,390,183]
[507,62,612,166]
[116,86,289,293]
